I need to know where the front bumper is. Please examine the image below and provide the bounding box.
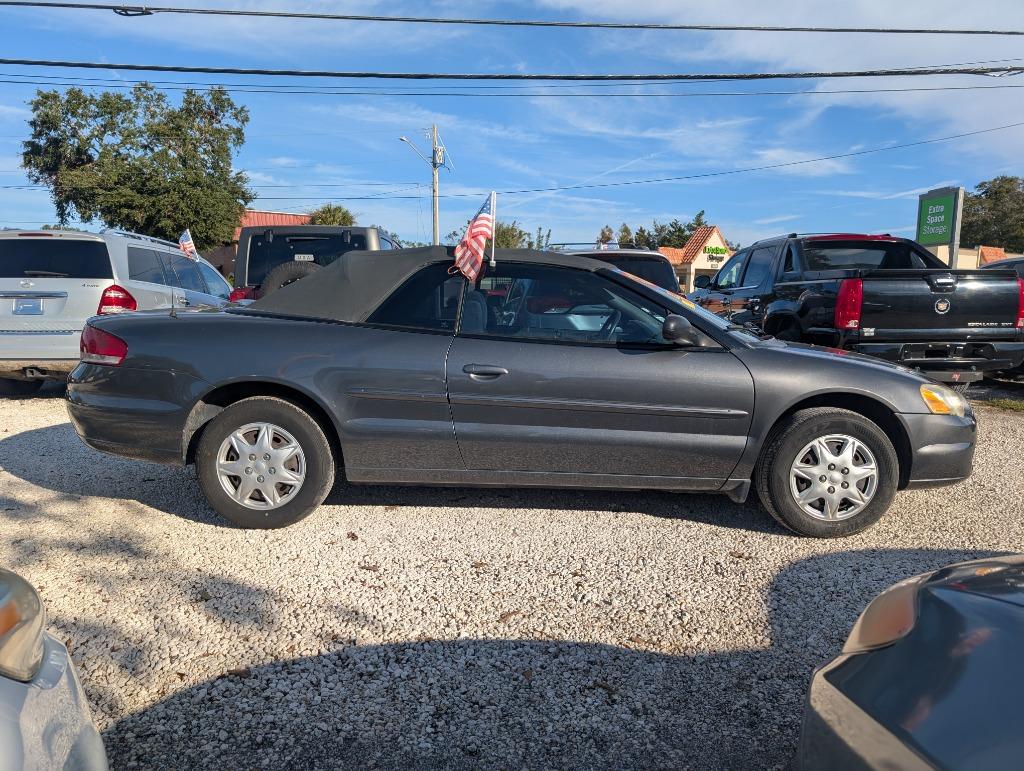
[851,341,1024,383]
[898,411,976,489]
[67,363,209,465]
[0,634,108,771]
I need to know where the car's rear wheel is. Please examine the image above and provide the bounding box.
[754,407,898,537]
[0,378,44,398]
[196,397,335,528]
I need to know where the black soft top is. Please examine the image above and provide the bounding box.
[247,245,613,323]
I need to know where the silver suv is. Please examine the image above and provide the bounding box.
[0,228,231,397]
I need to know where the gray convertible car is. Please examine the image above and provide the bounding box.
[67,246,975,535]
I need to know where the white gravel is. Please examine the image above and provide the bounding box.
[1,384,1022,769]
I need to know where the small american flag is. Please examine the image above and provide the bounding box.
[179,229,198,260]
[453,192,496,282]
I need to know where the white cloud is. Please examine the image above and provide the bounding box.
[753,214,801,225]
[748,147,853,177]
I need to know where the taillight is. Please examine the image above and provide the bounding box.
[835,278,863,331]
[228,287,253,302]
[80,324,127,366]
[97,284,137,315]
[1017,278,1024,328]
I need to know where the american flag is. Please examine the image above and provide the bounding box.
[178,229,198,260]
[453,192,495,282]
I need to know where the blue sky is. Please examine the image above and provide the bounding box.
[1,0,1022,247]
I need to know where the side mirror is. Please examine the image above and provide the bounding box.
[694,275,711,289]
[662,314,700,346]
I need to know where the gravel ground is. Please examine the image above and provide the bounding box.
[2,384,1023,769]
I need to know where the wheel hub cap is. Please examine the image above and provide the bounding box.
[216,422,306,510]
[789,434,878,521]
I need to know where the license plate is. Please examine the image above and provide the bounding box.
[13,298,42,315]
[294,254,314,261]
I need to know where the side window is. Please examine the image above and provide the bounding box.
[127,247,168,285]
[366,263,464,331]
[166,252,208,293]
[197,262,231,300]
[740,247,776,288]
[780,244,801,276]
[464,263,669,346]
[714,252,748,290]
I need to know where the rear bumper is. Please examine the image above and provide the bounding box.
[851,341,1024,383]
[898,412,976,489]
[67,363,208,465]
[0,359,79,380]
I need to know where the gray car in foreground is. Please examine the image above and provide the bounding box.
[68,246,975,536]
[0,569,107,771]
[797,554,1024,770]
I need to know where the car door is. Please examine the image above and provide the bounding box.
[719,244,780,328]
[164,250,216,309]
[340,261,466,475]
[696,250,748,317]
[195,260,232,308]
[446,262,755,485]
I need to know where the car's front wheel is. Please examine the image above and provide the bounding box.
[754,407,899,537]
[196,397,335,528]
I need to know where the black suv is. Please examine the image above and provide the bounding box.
[232,225,400,299]
[689,233,1024,386]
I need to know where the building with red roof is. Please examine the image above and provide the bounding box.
[658,225,733,292]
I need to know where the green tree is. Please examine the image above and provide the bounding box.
[617,223,633,245]
[308,203,356,226]
[961,176,1024,253]
[527,226,551,250]
[597,225,615,244]
[22,84,252,249]
[633,225,656,249]
[445,219,542,250]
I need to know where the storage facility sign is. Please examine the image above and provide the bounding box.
[916,189,957,246]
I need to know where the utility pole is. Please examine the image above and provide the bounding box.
[400,125,446,245]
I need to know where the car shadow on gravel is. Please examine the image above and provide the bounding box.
[99,546,1009,770]
[2,423,782,534]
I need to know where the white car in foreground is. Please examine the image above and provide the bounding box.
[0,569,107,770]
[0,228,232,397]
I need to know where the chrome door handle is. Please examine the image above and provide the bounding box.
[463,363,509,379]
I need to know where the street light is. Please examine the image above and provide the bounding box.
[399,126,444,246]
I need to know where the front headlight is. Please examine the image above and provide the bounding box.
[0,569,45,682]
[843,574,929,654]
[920,383,967,418]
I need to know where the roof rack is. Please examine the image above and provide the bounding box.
[546,241,651,252]
[100,228,180,249]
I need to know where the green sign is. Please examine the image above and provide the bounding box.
[703,245,729,255]
[916,191,955,246]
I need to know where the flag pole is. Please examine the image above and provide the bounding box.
[489,191,497,268]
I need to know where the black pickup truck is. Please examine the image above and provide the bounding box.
[689,233,1024,386]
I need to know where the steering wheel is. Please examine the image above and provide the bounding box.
[598,310,622,341]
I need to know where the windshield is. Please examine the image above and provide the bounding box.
[245,231,368,286]
[802,240,940,270]
[0,238,112,278]
[607,267,760,342]
[601,255,680,292]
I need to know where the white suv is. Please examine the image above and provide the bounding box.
[0,228,232,397]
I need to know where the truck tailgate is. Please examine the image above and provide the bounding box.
[861,269,1021,341]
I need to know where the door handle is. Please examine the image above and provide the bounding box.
[463,363,508,379]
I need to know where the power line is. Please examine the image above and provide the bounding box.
[2,74,1024,99]
[0,58,1021,81]
[243,121,1024,199]
[2,1,1023,36]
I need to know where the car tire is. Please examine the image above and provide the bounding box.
[258,261,321,297]
[195,396,335,529]
[0,378,44,398]
[754,407,899,538]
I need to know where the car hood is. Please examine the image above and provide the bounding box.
[925,555,1024,609]
[751,337,927,380]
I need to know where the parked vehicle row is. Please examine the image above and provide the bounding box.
[67,245,975,537]
[689,233,1024,389]
[0,229,231,397]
